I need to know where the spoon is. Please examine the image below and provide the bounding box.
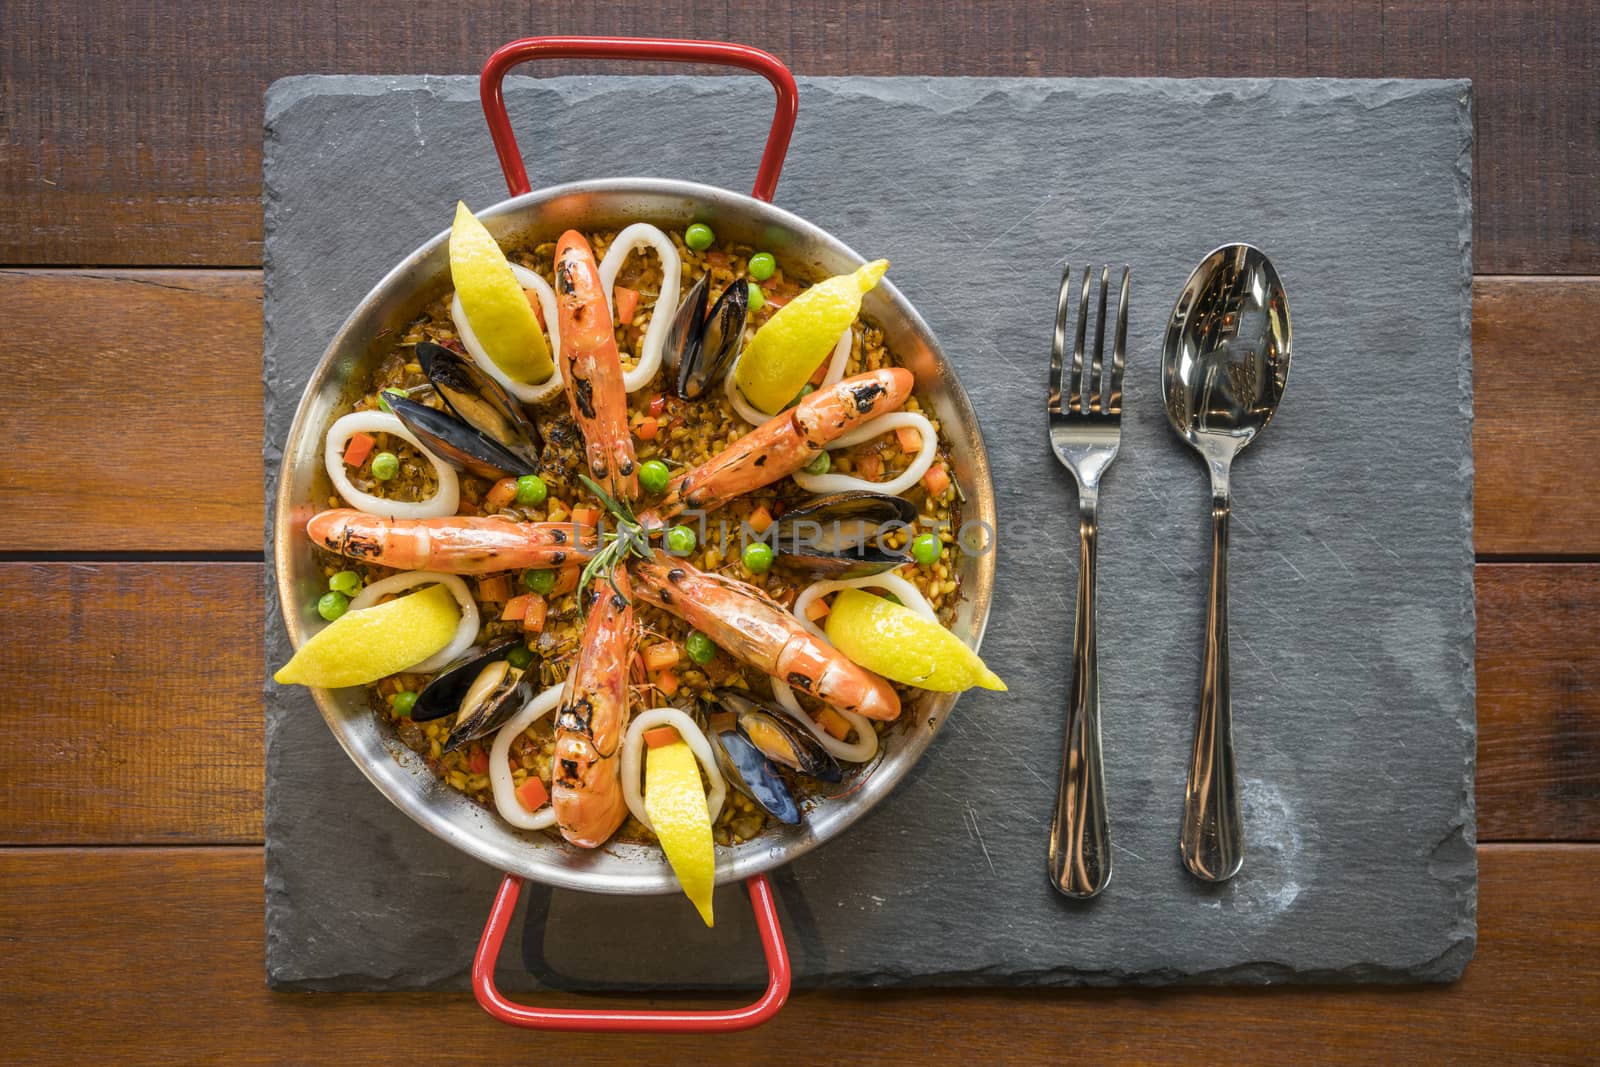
[1160,244,1292,882]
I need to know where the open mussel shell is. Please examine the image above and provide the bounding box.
[384,391,537,481]
[770,491,918,579]
[662,273,708,387]
[713,729,801,825]
[715,688,843,783]
[411,639,532,753]
[680,279,748,400]
[416,341,541,464]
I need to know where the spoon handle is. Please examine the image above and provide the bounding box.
[1049,494,1112,898]
[1182,492,1244,882]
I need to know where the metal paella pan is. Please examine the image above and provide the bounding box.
[271,36,996,1031]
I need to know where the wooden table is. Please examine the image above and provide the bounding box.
[3,2,1596,1061]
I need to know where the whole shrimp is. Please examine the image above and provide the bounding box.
[647,367,913,522]
[552,569,635,848]
[555,230,639,500]
[306,509,594,575]
[631,552,901,721]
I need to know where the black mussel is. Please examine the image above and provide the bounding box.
[411,639,532,753]
[384,391,536,480]
[416,341,541,464]
[663,274,749,400]
[770,491,919,579]
[715,688,842,783]
[713,728,800,824]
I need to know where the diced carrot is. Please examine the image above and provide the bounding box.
[477,574,511,603]
[805,596,832,622]
[522,594,548,633]
[501,593,532,622]
[895,425,924,454]
[815,707,852,741]
[653,668,680,698]
[486,477,520,512]
[643,641,681,671]
[922,462,951,497]
[706,250,730,268]
[857,452,882,481]
[342,432,376,468]
[746,505,773,534]
[643,725,680,749]
[551,566,580,597]
[524,289,546,328]
[571,505,602,528]
[635,416,659,441]
[613,285,640,325]
[515,776,549,812]
[468,746,490,775]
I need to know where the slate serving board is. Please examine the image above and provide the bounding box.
[263,75,1475,991]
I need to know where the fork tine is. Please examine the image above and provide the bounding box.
[1089,265,1109,413]
[1109,266,1129,414]
[1070,266,1091,413]
[1047,261,1071,415]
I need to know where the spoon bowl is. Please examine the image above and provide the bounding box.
[1160,243,1291,883]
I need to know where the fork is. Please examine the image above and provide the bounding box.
[1046,263,1129,899]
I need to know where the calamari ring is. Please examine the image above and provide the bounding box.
[323,411,459,520]
[489,685,564,831]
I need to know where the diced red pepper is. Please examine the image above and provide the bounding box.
[343,432,376,468]
[857,452,883,481]
[571,505,602,528]
[468,746,490,775]
[644,725,680,749]
[522,594,548,633]
[515,776,549,812]
[746,505,773,534]
[805,596,832,622]
[501,593,531,622]
[485,477,520,512]
[635,416,659,441]
[643,641,681,671]
[613,285,640,325]
[922,462,951,497]
[477,574,511,603]
[895,425,924,455]
[649,393,667,417]
[653,668,680,697]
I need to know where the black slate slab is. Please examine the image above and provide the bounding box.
[263,75,1475,991]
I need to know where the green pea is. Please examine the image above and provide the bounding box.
[666,524,697,555]
[521,568,557,595]
[748,252,776,281]
[685,223,715,251]
[686,630,716,665]
[742,541,775,574]
[747,282,765,312]
[317,591,349,621]
[639,459,671,494]
[506,645,534,670]
[328,570,362,596]
[370,451,400,480]
[515,474,548,506]
[392,690,418,717]
[804,451,831,476]
[911,532,942,566]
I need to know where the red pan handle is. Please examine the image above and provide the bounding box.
[479,36,799,203]
[472,872,792,1032]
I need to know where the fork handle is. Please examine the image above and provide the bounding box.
[1181,493,1244,882]
[1049,492,1112,898]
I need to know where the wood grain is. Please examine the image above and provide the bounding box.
[1,0,1595,271]
[7,271,1598,555]
[0,268,263,552]
[0,563,262,844]
[1476,565,1600,841]
[2,561,1593,844]
[0,844,1593,1063]
[1472,277,1600,557]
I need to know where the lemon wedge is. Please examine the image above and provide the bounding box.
[734,258,888,414]
[274,583,460,689]
[824,588,1006,693]
[645,739,716,927]
[450,201,554,384]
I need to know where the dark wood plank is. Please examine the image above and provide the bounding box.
[1472,277,1600,557]
[3,561,1593,843]
[0,269,263,552]
[0,563,262,844]
[0,844,1593,1062]
[9,271,1597,554]
[2,1,1594,270]
[1476,564,1600,841]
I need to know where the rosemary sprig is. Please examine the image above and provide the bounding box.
[575,474,654,601]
